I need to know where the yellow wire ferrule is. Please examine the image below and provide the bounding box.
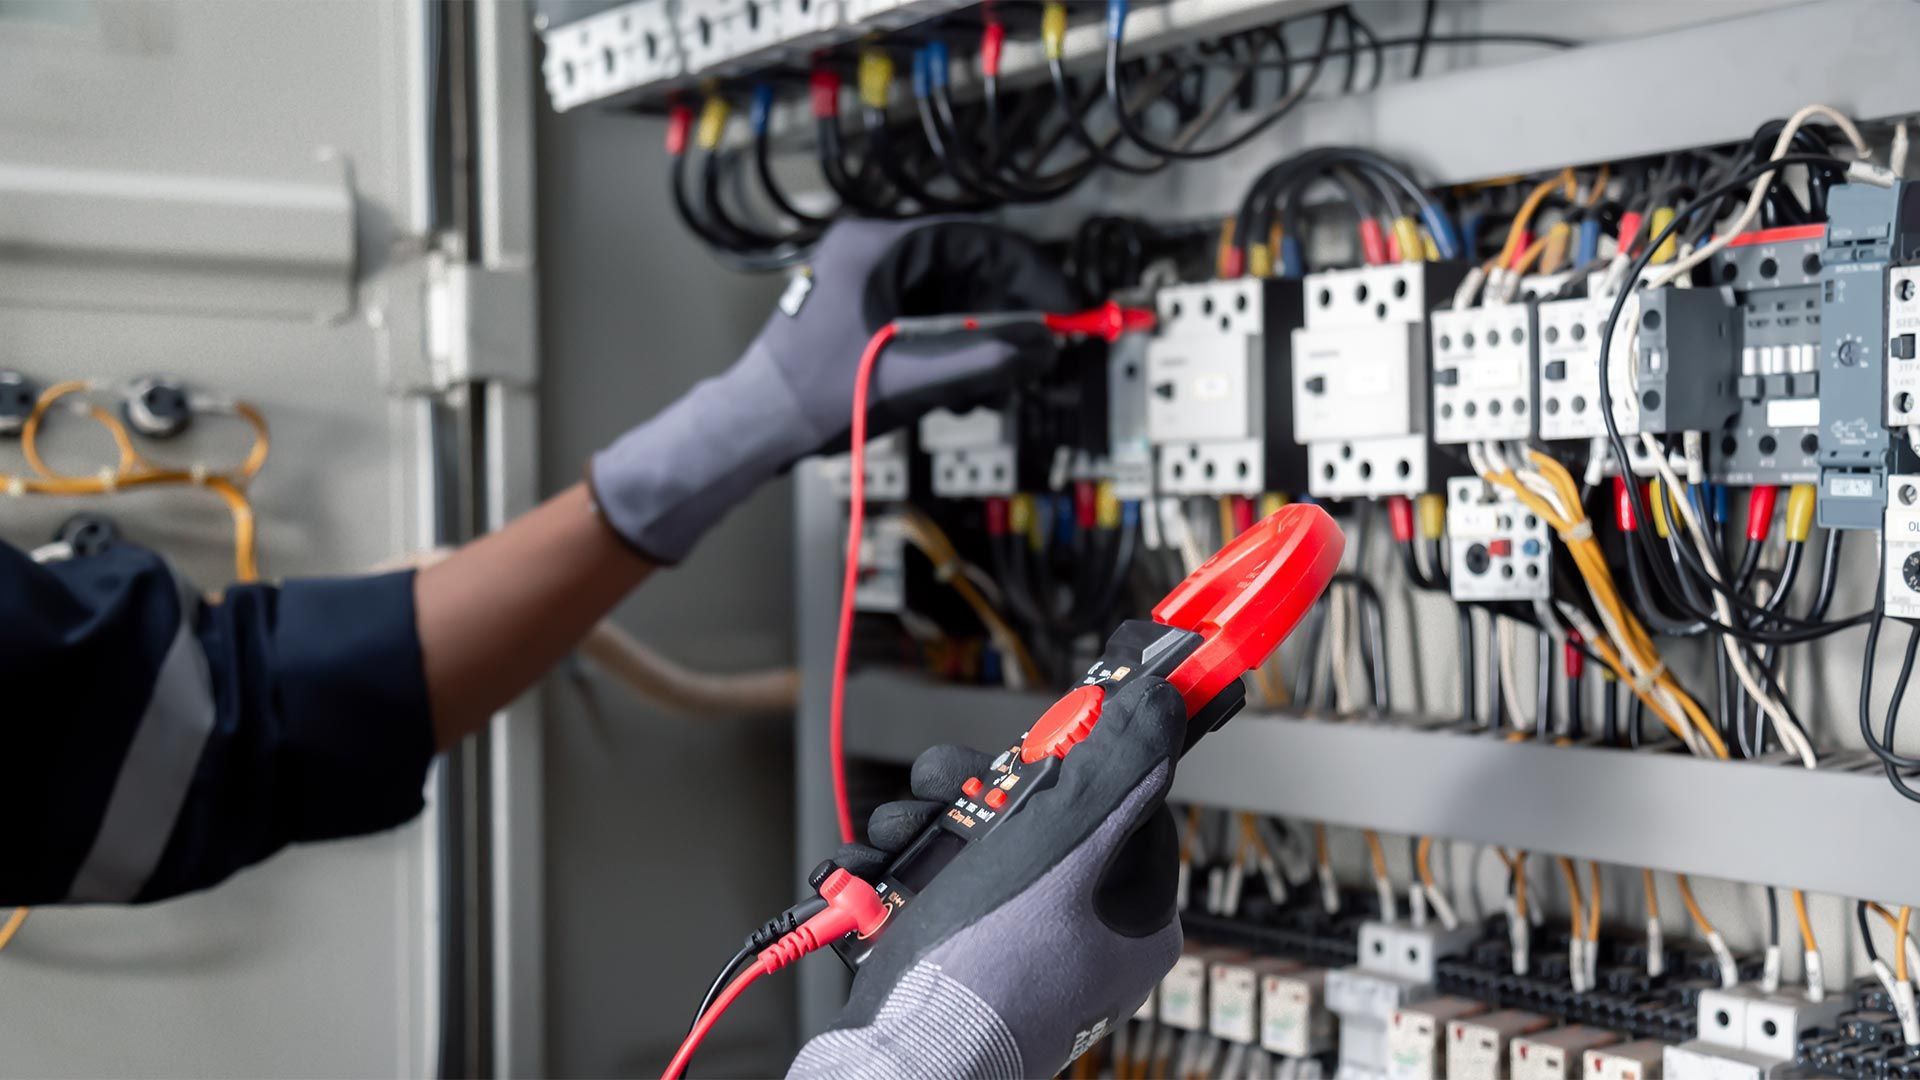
[857,49,894,109]
[1649,479,1672,539]
[1041,2,1069,60]
[1785,483,1816,543]
[1650,206,1678,265]
[1247,243,1274,279]
[1008,492,1034,538]
[1416,493,1446,541]
[696,96,731,151]
[1095,481,1122,529]
[1392,217,1424,263]
[1260,493,1288,519]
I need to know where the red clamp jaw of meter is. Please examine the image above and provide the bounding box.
[831,504,1343,969]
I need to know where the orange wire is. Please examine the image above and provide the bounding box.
[1557,857,1585,942]
[1675,874,1714,938]
[1792,890,1815,952]
[0,907,27,952]
[1586,862,1603,942]
[1416,836,1438,890]
[1363,830,1389,881]
[1642,869,1661,920]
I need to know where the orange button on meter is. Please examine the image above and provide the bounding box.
[983,788,1008,809]
[960,777,984,799]
[1020,684,1106,764]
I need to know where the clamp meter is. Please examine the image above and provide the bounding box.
[834,502,1344,967]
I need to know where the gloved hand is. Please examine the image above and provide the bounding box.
[589,218,1077,564]
[791,677,1188,1080]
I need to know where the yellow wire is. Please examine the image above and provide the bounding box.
[1363,829,1389,882]
[1586,862,1603,942]
[1675,874,1716,939]
[1792,889,1816,954]
[1416,836,1438,891]
[1314,822,1330,868]
[1583,163,1612,208]
[1643,868,1661,921]
[1512,852,1529,922]
[1901,907,1915,983]
[898,510,1039,685]
[1497,168,1578,269]
[0,907,26,953]
[1557,857,1585,943]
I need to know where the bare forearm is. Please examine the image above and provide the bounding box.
[415,483,653,748]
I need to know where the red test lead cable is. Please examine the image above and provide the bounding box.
[827,303,1154,843]
[660,868,889,1079]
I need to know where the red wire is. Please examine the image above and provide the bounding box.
[659,957,771,1079]
[829,322,901,845]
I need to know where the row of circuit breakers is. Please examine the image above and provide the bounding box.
[835,182,1920,617]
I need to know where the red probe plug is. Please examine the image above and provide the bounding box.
[1746,484,1779,543]
[1042,300,1157,342]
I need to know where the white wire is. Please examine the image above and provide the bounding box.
[28,541,73,564]
[1636,433,1818,766]
[1329,583,1357,715]
[1496,617,1531,732]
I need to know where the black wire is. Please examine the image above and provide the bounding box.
[1535,628,1552,741]
[1105,11,1336,161]
[815,114,904,218]
[1343,5,1385,93]
[1855,558,1920,801]
[1601,676,1618,745]
[1623,533,1706,636]
[1458,607,1477,727]
[862,105,984,213]
[1596,153,1875,643]
[690,943,754,1032]
[1861,901,1883,963]
[753,112,830,226]
[1767,888,1781,950]
[1410,0,1439,76]
[669,151,806,272]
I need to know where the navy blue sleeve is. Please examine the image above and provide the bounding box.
[0,540,435,906]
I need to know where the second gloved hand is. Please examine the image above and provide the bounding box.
[588,218,1077,564]
[792,677,1189,1080]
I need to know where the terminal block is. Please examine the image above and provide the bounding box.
[1292,263,1467,498]
[919,406,1016,498]
[822,431,910,501]
[1144,278,1308,497]
[1447,477,1552,602]
[1710,226,1826,485]
[1820,180,1920,529]
[1584,1039,1665,1079]
[1212,956,1299,1047]
[1108,331,1154,500]
[1884,474,1920,620]
[1431,303,1539,444]
[1327,966,1434,1077]
[1262,965,1335,1059]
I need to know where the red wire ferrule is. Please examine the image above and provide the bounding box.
[1612,477,1638,532]
[1386,495,1415,544]
[1074,480,1097,530]
[1617,211,1643,256]
[1358,218,1390,266]
[986,496,1009,537]
[1506,229,1533,270]
[980,20,1007,78]
[1385,226,1403,264]
[1220,246,1245,278]
[1564,631,1584,680]
[1042,301,1157,342]
[665,103,694,156]
[810,68,842,119]
[1232,495,1254,535]
[1746,484,1779,543]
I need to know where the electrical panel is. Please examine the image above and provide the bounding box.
[823,430,910,501]
[1431,304,1539,445]
[1446,477,1552,602]
[1819,180,1920,529]
[1293,264,1466,498]
[1710,226,1826,485]
[1145,278,1308,497]
[919,406,1017,498]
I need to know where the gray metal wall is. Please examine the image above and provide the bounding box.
[533,103,801,1075]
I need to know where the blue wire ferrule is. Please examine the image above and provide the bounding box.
[1122,500,1141,528]
[1054,494,1076,544]
[910,48,931,99]
[751,84,775,133]
[1419,205,1462,261]
[1107,0,1128,41]
[925,39,950,89]
[1280,234,1305,278]
[1577,216,1602,266]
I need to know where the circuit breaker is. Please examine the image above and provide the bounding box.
[919,406,1017,498]
[1537,297,1621,442]
[823,430,910,501]
[1108,330,1154,500]
[1819,180,1920,529]
[1883,474,1920,620]
[1626,286,1740,436]
[1886,263,1920,433]
[1709,225,1825,485]
[1293,263,1466,498]
[1431,304,1539,445]
[1446,477,1552,602]
[1144,278,1308,496]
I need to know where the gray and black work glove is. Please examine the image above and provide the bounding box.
[790,677,1188,1080]
[589,218,1077,564]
